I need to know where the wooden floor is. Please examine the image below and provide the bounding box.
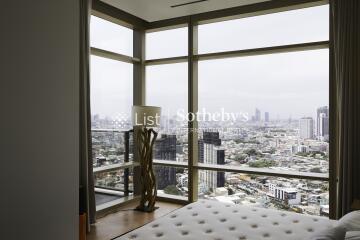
[87,201,183,240]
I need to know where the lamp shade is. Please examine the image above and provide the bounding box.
[132,105,161,127]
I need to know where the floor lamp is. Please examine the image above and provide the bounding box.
[132,105,161,212]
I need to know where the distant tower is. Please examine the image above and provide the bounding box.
[201,144,225,190]
[154,134,177,189]
[299,117,314,139]
[216,149,225,187]
[93,114,100,121]
[198,132,222,163]
[198,139,204,163]
[317,106,329,141]
[255,108,261,122]
[199,131,225,191]
[265,112,270,122]
[203,131,221,145]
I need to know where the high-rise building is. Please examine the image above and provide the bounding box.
[265,112,270,122]
[203,131,222,145]
[318,113,329,140]
[216,149,225,188]
[198,131,225,191]
[198,131,221,163]
[317,106,329,141]
[198,139,204,163]
[154,134,176,160]
[200,144,225,190]
[299,117,314,139]
[154,134,177,189]
[255,108,261,122]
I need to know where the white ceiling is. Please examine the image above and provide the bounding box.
[101,0,271,22]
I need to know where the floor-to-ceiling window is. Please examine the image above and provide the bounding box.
[197,49,329,215]
[90,15,136,209]
[195,5,329,216]
[146,4,330,216]
[92,1,331,217]
[146,27,189,200]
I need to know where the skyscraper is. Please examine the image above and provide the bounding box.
[255,108,261,122]
[317,106,329,141]
[198,131,222,163]
[199,131,225,191]
[203,131,221,145]
[216,149,225,188]
[154,134,177,189]
[198,139,204,163]
[154,134,176,160]
[265,112,270,122]
[299,117,314,139]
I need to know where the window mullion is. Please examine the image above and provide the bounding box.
[188,18,199,203]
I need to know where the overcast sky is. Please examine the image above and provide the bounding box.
[90,5,329,120]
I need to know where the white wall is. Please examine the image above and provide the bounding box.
[2,1,80,239]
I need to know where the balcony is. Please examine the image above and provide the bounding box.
[92,129,138,211]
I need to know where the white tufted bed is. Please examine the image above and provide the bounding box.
[116,200,336,240]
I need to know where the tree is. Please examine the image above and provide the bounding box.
[310,167,322,173]
[264,148,276,154]
[163,185,182,196]
[234,154,247,162]
[248,159,276,168]
[244,148,263,157]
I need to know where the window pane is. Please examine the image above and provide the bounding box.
[90,55,133,130]
[199,5,329,54]
[95,191,122,206]
[155,166,188,200]
[92,131,134,169]
[94,168,134,193]
[90,16,133,56]
[198,49,329,175]
[146,27,188,59]
[147,63,188,162]
[199,172,329,217]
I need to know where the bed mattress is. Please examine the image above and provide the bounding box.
[116,200,335,240]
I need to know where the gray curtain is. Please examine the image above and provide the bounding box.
[331,0,360,217]
[80,0,96,231]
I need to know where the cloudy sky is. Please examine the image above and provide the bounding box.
[90,4,329,120]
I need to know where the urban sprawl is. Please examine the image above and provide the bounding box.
[92,106,329,217]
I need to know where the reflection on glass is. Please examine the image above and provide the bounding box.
[146,27,188,59]
[198,172,329,217]
[146,63,188,163]
[199,5,329,54]
[94,168,134,193]
[198,50,329,174]
[90,16,133,56]
[154,166,188,199]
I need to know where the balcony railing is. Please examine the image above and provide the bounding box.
[92,128,330,217]
[92,129,136,207]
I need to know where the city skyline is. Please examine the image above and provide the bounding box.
[91,105,329,129]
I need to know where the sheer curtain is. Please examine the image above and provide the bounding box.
[79,0,96,231]
[331,0,360,217]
